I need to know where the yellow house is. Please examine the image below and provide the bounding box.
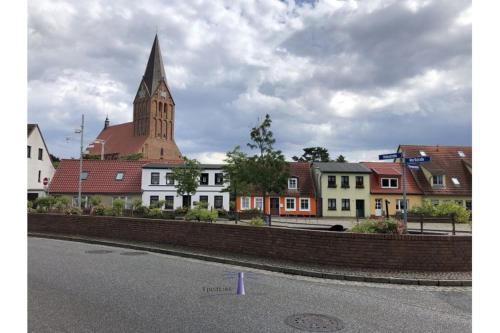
[361,162,424,217]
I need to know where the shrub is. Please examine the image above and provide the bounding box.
[174,206,188,216]
[161,211,176,220]
[64,207,82,215]
[247,217,265,226]
[149,200,165,209]
[89,196,102,207]
[112,199,125,216]
[132,199,143,210]
[351,219,399,234]
[104,207,115,216]
[185,205,218,222]
[94,205,106,216]
[147,208,163,219]
[216,208,229,218]
[409,201,471,224]
[134,205,150,217]
[35,195,57,210]
[28,201,33,209]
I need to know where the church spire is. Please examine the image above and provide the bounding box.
[142,34,167,95]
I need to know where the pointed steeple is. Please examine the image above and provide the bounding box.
[104,115,109,129]
[142,34,167,96]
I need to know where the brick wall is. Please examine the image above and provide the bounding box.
[28,214,471,271]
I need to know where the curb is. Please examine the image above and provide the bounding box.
[28,233,472,287]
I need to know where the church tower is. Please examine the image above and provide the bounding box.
[132,34,181,160]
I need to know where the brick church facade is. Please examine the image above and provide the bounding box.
[87,34,183,161]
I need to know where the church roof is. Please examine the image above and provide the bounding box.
[143,34,168,96]
[87,122,147,156]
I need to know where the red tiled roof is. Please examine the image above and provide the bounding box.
[87,122,147,156]
[48,159,146,194]
[398,145,472,196]
[361,162,423,195]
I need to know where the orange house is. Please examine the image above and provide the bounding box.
[236,162,317,216]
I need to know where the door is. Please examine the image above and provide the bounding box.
[182,195,191,208]
[374,199,382,217]
[356,199,365,218]
[270,197,280,216]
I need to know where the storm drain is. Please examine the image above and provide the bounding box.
[284,313,344,332]
[120,251,149,256]
[85,250,113,254]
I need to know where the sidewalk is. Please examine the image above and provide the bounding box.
[29,232,471,287]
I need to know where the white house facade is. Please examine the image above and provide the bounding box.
[141,163,230,211]
[28,124,55,200]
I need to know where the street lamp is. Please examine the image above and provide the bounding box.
[74,115,84,208]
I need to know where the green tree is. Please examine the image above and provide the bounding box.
[245,114,290,217]
[335,155,347,163]
[172,157,202,197]
[222,146,251,209]
[292,147,330,162]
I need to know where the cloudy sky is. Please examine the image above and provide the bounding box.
[28,0,471,163]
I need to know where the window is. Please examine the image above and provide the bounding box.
[381,178,398,188]
[215,173,224,185]
[165,173,174,185]
[432,175,444,186]
[38,148,43,160]
[115,172,124,181]
[419,150,427,156]
[375,199,382,210]
[288,178,298,189]
[254,197,263,211]
[241,197,250,210]
[150,196,159,206]
[341,199,350,211]
[431,199,439,206]
[341,176,349,188]
[327,176,337,188]
[38,170,41,183]
[81,171,88,180]
[214,196,223,209]
[465,200,472,210]
[285,198,296,211]
[458,151,466,157]
[160,148,164,157]
[199,195,209,204]
[355,176,364,188]
[73,196,89,208]
[451,177,460,185]
[396,199,409,211]
[300,198,310,211]
[165,196,174,210]
[151,172,160,185]
[200,173,209,185]
[27,145,31,158]
[327,199,336,211]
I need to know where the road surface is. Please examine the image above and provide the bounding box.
[28,237,471,332]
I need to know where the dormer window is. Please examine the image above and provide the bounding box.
[81,171,89,180]
[115,172,124,181]
[458,151,466,157]
[419,151,427,156]
[288,178,298,189]
[451,177,460,185]
[432,175,444,186]
[381,178,398,188]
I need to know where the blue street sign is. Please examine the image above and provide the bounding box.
[379,152,402,160]
[405,156,431,164]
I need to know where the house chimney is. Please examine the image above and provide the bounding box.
[104,115,109,129]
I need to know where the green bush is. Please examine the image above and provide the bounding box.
[174,207,188,216]
[185,205,218,222]
[134,205,150,217]
[89,196,102,207]
[104,207,115,216]
[64,207,82,215]
[28,201,33,209]
[247,217,265,226]
[149,200,165,209]
[409,201,471,224]
[132,199,143,210]
[147,208,163,218]
[112,199,125,216]
[94,205,106,216]
[35,195,57,210]
[351,219,399,234]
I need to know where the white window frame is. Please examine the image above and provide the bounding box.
[381,178,398,188]
[115,172,124,180]
[451,177,460,185]
[241,197,250,210]
[458,151,466,157]
[288,178,298,190]
[396,199,409,211]
[285,197,296,211]
[165,173,175,185]
[375,199,382,210]
[254,197,264,211]
[299,198,310,211]
[432,175,444,186]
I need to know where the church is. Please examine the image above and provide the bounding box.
[86,34,183,161]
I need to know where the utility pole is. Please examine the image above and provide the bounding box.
[77,114,84,208]
[401,151,408,229]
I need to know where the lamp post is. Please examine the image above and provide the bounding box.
[74,115,84,208]
[93,139,106,160]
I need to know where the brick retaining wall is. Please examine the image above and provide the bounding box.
[28,214,472,271]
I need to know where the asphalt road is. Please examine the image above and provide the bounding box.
[28,237,471,333]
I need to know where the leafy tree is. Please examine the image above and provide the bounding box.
[335,155,347,163]
[112,199,125,216]
[172,157,202,197]
[222,146,251,208]
[121,152,144,160]
[292,147,330,162]
[89,196,102,207]
[244,114,290,217]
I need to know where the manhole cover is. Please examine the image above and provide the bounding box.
[85,250,113,254]
[284,313,344,332]
[120,251,149,256]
